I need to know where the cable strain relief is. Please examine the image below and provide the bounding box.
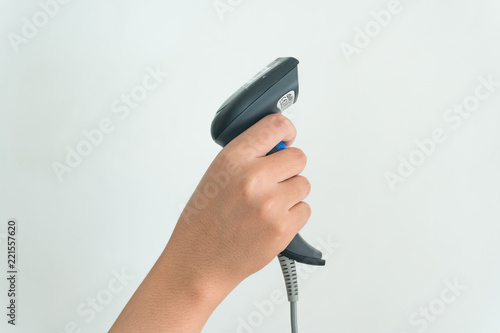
[278,254,299,302]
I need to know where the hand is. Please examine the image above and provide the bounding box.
[110,113,311,332]
[170,113,311,288]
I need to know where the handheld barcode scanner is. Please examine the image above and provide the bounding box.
[211,57,325,332]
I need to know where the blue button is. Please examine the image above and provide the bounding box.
[276,141,287,151]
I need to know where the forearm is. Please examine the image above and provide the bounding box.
[109,245,229,333]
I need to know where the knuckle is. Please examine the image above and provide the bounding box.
[269,113,293,133]
[258,197,277,219]
[266,216,287,238]
[303,202,312,217]
[300,202,312,221]
[299,176,311,195]
[241,171,262,199]
[291,147,307,163]
[271,222,288,238]
[258,200,288,237]
[292,202,311,228]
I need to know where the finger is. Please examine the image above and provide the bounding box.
[263,147,307,183]
[227,113,296,158]
[278,175,311,209]
[286,201,311,235]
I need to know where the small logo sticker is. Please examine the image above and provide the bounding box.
[277,90,295,111]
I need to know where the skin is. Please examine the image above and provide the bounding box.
[110,114,311,332]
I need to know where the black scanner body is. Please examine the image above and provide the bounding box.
[211,57,299,146]
[211,57,325,266]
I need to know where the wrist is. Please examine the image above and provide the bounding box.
[110,247,233,333]
[149,246,234,327]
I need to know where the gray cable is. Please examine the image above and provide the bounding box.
[278,254,299,333]
[290,301,298,333]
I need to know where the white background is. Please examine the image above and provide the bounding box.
[1,0,500,332]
